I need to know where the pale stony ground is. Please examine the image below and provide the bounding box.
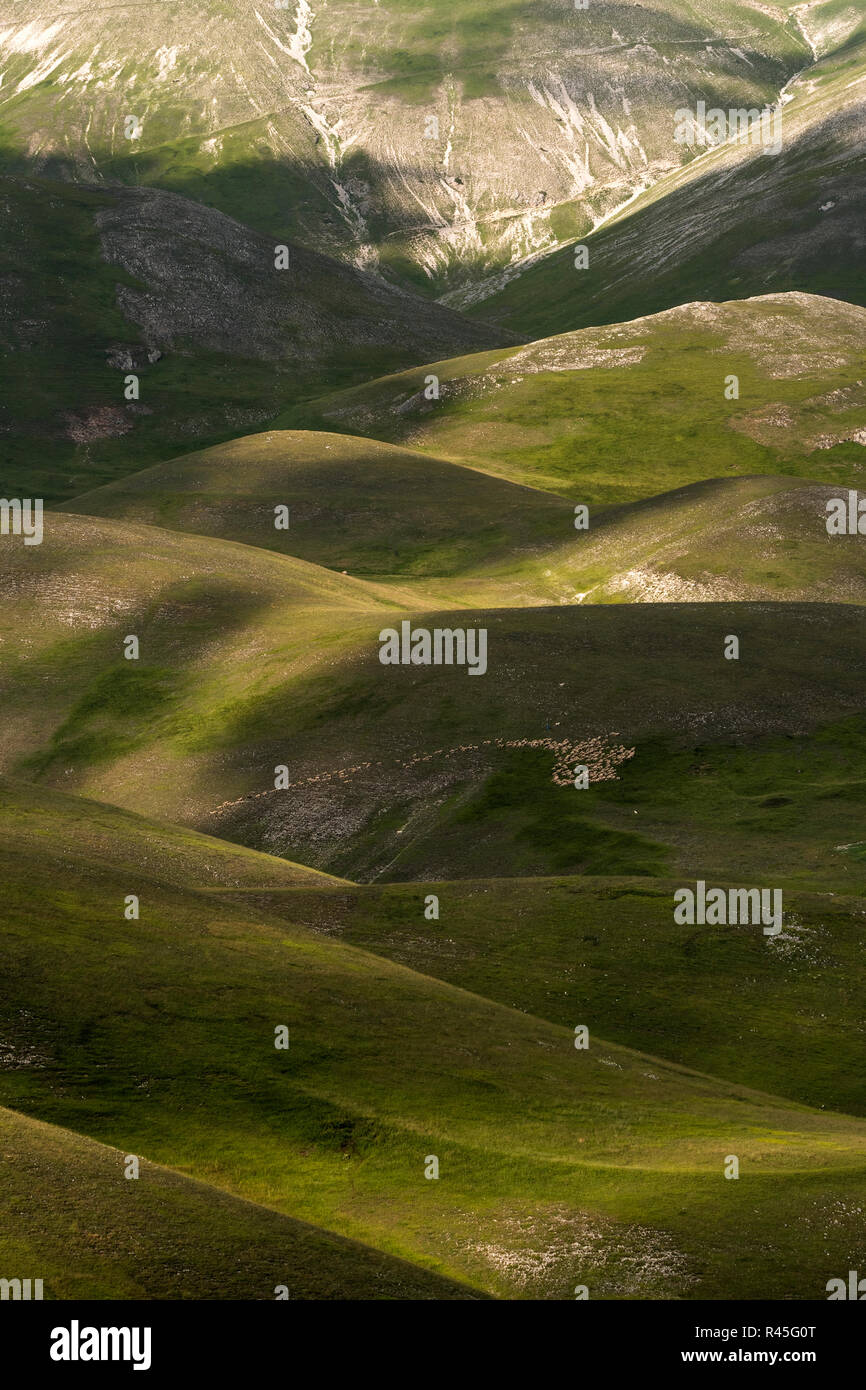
[451,1204,694,1299]
[210,733,635,820]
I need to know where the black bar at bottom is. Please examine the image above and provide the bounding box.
[3,1298,859,1376]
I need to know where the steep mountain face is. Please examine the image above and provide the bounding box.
[0,0,808,297]
[469,9,866,327]
[0,176,511,501]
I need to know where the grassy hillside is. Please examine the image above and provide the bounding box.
[0,508,444,819]
[290,294,866,502]
[0,780,347,890]
[273,875,866,1117]
[64,439,866,607]
[61,429,570,591]
[198,653,866,889]
[0,1106,476,1300]
[3,512,865,881]
[3,0,866,1311]
[2,789,866,1299]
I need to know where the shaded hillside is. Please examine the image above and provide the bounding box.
[61,429,569,586]
[0,1106,477,1300]
[2,514,865,882]
[260,874,866,1116]
[0,177,511,501]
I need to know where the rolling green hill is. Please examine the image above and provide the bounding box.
[63,437,866,608]
[2,785,866,1300]
[0,1105,477,1300]
[291,293,866,502]
[2,0,865,1310]
[3,509,865,883]
[284,874,866,1117]
[60,428,571,593]
[0,508,435,821]
[0,779,347,890]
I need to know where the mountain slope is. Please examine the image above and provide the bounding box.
[194,603,866,883]
[540,473,866,606]
[0,779,347,890]
[468,13,866,330]
[0,0,809,296]
[0,176,511,502]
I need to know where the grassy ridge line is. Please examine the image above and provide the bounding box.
[3,799,866,1299]
[62,432,866,607]
[239,873,866,1117]
[59,428,572,596]
[0,779,351,889]
[284,294,866,504]
[0,1105,482,1300]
